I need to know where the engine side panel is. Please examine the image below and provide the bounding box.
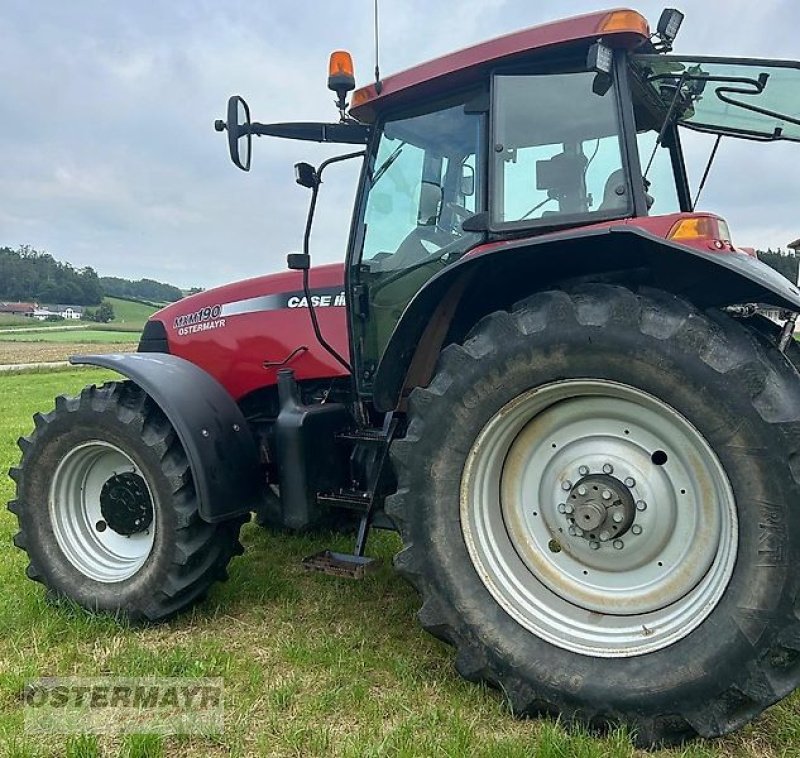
[146,263,350,400]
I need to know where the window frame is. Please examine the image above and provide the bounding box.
[487,52,647,234]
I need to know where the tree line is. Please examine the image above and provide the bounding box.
[0,245,103,305]
[756,248,798,284]
[0,245,185,305]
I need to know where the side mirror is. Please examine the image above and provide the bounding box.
[216,95,252,171]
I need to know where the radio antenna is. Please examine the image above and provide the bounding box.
[374,0,383,94]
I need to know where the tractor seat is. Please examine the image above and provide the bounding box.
[599,169,628,211]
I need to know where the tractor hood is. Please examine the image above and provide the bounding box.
[142,263,349,400]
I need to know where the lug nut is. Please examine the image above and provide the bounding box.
[612,512,623,524]
[558,503,567,514]
[624,477,635,488]
[577,485,587,496]
[590,541,600,550]
[602,463,614,474]
[602,490,612,501]
[562,480,572,491]
[636,500,647,511]
[613,540,624,550]
[568,526,578,536]
[599,531,611,542]
[564,504,574,515]
[631,525,643,535]
[578,465,589,476]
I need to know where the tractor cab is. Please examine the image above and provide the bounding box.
[217,8,800,400]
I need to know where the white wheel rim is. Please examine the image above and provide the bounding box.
[50,441,156,583]
[460,380,737,657]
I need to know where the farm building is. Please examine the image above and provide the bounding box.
[32,304,85,320]
[0,302,36,317]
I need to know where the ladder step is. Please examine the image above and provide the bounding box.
[317,490,372,511]
[336,428,390,444]
[302,550,380,579]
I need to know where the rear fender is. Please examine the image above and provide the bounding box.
[70,353,262,523]
[372,226,800,412]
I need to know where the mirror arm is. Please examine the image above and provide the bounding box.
[248,121,370,144]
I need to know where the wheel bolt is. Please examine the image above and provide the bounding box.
[578,465,589,476]
[590,541,600,550]
[602,490,612,501]
[612,512,623,524]
[613,540,624,550]
[624,477,635,488]
[631,525,643,535]
[577,485,587,496]
[562,480,572,491]
[602,463,614,474]
[599,531,611,542]
[558,503,567,514]
[564,504,574,515]
[95,520,107,532]
[568,526,578,536]
[636,500,647,511]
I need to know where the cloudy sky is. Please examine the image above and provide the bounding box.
[2,1,797,290]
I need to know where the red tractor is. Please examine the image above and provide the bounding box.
[10,7,800,745]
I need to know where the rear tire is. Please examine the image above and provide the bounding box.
[387,285,800,746]
[8,381,245,622]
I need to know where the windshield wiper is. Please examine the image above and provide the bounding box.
[370,142,406,185]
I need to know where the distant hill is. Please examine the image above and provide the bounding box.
[105,297,159,328]
[0,243,190,307]
[100,276,183,303]
[0,245,103,305]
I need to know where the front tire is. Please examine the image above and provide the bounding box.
[8,381,245,622]
[387,285,800,745]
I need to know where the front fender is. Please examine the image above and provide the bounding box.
[373,226,800,412]
[70,352,262,523]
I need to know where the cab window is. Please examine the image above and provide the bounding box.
[491,71,629,228]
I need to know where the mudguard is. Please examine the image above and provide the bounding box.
[372,225,800,412]
[70,352,263,523]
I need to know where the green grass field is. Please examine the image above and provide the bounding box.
[0,297,159,334]
[0,330,140,344]
[1,369,800,757]
[105,297,160,329]
[0,315,77,329]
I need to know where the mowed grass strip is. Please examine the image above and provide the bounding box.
[1,369,800,757]
[0,330,140,343]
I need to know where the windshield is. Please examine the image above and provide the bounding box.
[631,55,800,142]
[354,95,484,379]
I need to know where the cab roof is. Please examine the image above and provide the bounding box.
[349,8,651,122]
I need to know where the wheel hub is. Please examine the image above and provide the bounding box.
[100,472,153,536]
[566,474,636,542]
